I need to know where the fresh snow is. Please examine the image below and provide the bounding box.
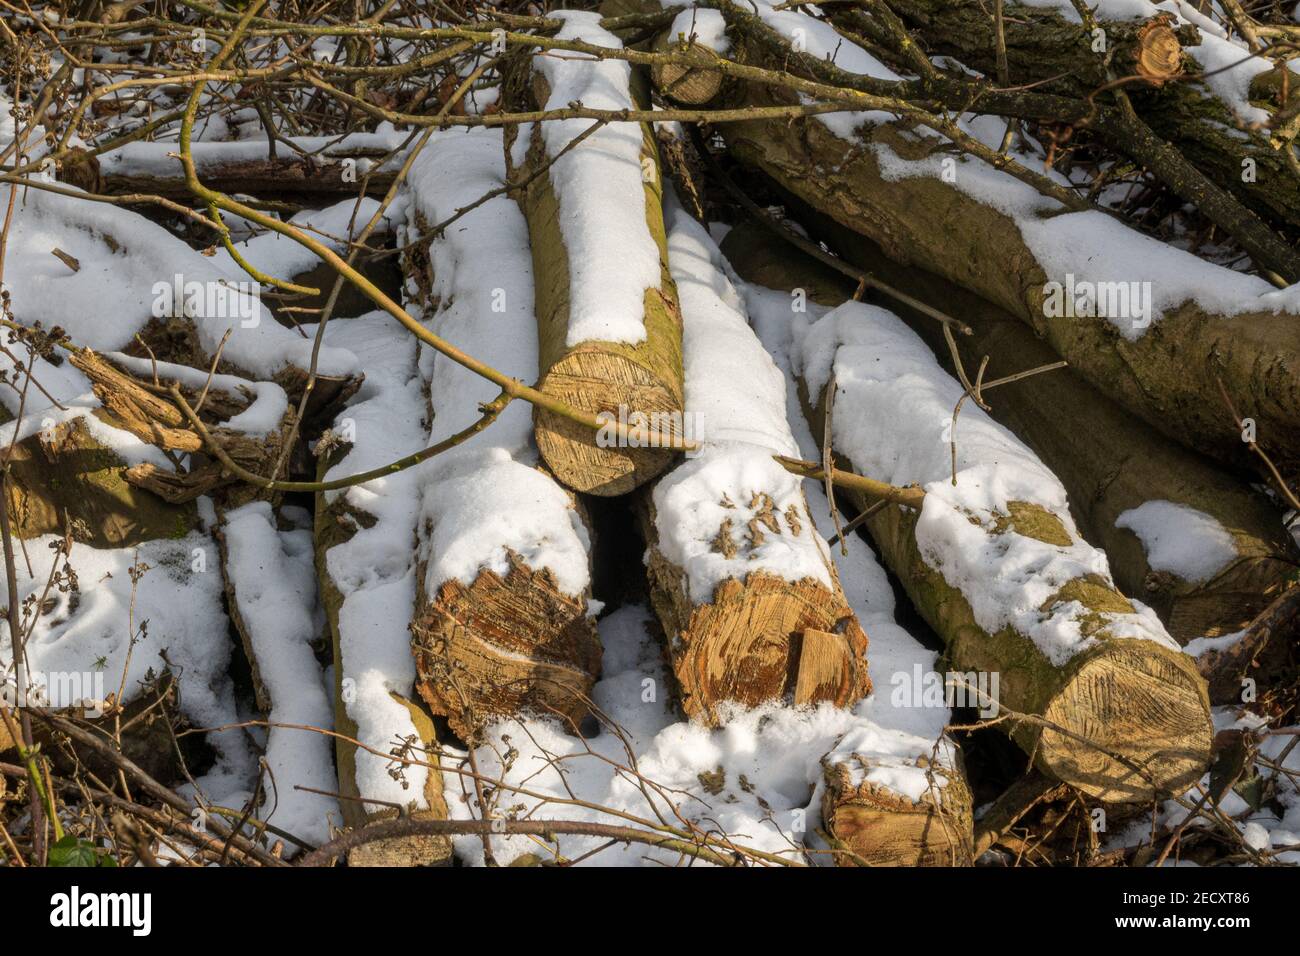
[532,12,662,347]
[0,530,255,805]
[1116,500,1238,584]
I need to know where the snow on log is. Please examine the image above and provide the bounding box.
[721,236,1211,800]
[217,502,338,851]
[506,11,685,496]
[404,128,601,739]
[0,183,361,412]
[875,0,1300,229]
[717,13,1300,480]
[639,201,870,724]
[313,313,453,867]
[737,257,974,864]
[801,306,1211,801]
[723,219,1299,652]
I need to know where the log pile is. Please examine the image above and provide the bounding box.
[8,0,1300,869]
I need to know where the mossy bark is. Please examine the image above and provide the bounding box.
[718,86,1300,481]
[506,66,685,496]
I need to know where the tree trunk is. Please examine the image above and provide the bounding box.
[717,91,1300,482]
[505,16,685,496]
[722,218,1299,651]
[403,128,602,739]
[719,228,1211,802]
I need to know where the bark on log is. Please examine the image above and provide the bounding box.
[505,19,685,496]
[717,86,1300,481]
[821,742,974,866]
[721,219,1299,649]
[94,153,397,200]
[719,231,1211,801]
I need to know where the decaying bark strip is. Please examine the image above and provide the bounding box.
[3,414,195,548]
[721,219,1299,651]
[505,19,686,496]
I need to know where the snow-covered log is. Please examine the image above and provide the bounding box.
[216,502,338,853]
[405,128,601,739]
[313,313,453,867]
[639,202,870,724]
[1,183,361,416]
[720,228,1212,799]
[800,305,1211,801]
[722,220,1300,650]
[716,11,1300,479]
[505,11,685,496]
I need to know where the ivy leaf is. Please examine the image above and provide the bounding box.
[49,834,98,867]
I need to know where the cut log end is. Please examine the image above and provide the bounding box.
[535,347,681,496]
[651,34,723,105]
[1135,18,1184,85]
[411,553,601,740]
[1039,639,1212,802]
[821,753,975,866]
[649,562,871,724]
